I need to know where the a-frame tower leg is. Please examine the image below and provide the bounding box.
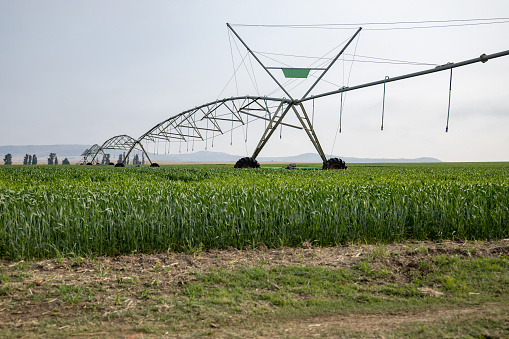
[251,102,327,163]
[251,103,292,159]
[291,103,327,163]
[119,141,155,167]
[227,23,359,169]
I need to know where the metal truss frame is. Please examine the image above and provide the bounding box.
[80,144,103,164]
[122,96,299,162]
[84,22,509,166]
[86,135,153,165]
[120,27,364,164]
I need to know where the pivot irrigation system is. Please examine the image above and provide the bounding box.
[82,23,509,169]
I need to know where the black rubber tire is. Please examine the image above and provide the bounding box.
[322,157,347,170]
[108,162,115,166]
[150,163,160,167]
[234,157,260,169]
[115,163,125,167]
[86,162,93,165]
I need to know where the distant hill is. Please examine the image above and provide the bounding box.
[149,150,240,162]
[0,145,441,163]
[257,153,441,164]
[148,151,441,164]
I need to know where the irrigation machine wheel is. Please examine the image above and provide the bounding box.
[234,157,260,169]
[322,157,347,170]
[150,163,160,167]
[114,163,125,167]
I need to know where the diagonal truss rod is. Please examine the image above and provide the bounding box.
[227,23,295,100]
[251,102,327,161]
[300,27,362,101]
[252,102,291,159]
[291,103,327,162]
[240,110,302,130]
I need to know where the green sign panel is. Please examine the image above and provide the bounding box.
[282,68,310,78]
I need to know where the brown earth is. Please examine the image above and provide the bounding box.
[1,239,508,337]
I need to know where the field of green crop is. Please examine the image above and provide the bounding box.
[0,163,508,260]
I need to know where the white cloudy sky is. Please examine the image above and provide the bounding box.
[1,0,508,161]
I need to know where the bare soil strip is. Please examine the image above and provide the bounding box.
[1,239,508,337]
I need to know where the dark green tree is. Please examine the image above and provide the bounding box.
[62,158,70,165]
[32,154,37,165]
[3,154,12,165]
[47,153,56,165]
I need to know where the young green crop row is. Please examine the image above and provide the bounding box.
[0,163,508,260]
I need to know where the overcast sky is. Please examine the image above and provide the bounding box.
[1,0,508,161]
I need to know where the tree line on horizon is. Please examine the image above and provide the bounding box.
[3,151,145,166]
[3,153,71,165]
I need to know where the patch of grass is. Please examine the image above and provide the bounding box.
[430,256,509,296]
[366,244,391,260]
[1,245,508,338]
[182,256,508,322]
[391,305,509,338]
[56,282,94,305]
[0,269,8,283]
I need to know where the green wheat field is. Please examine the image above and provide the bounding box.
[1,163,508,260]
